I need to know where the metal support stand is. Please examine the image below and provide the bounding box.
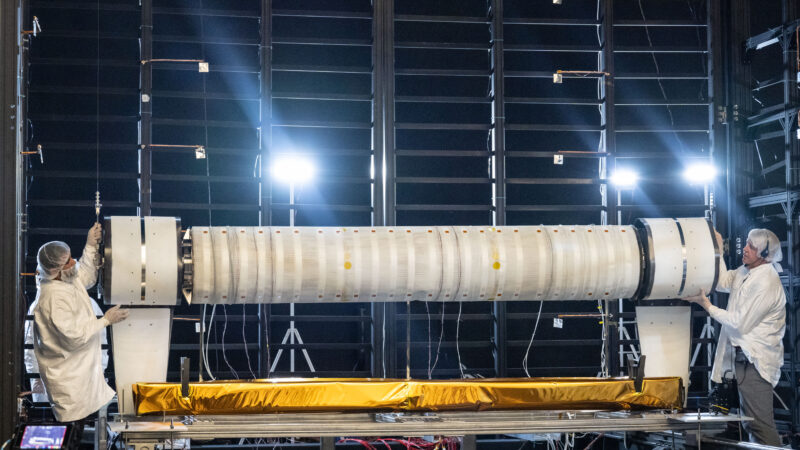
[269,182,315,373]
[461,435,477,450]
[690,318,715,387]
[320,436,335,450]
[270,303,315,373]
[95,405,108,450]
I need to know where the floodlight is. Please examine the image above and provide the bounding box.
[683,163,717,184]
[610,169,638,188]
[272,156,316,184]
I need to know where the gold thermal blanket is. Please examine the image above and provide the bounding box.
[133,377,683,416]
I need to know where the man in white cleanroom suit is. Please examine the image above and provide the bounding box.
[32,223,129,422]
[25,297,108,404]
[684,228,786,446]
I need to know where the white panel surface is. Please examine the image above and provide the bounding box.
[143,217,179,305]
[640,218,717,300]
[108,216,141,305]
[191,228,214,304]
[679,218,717,298]
[112,308,171,415]
[636,306,692,398]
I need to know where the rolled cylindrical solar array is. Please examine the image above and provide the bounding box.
[102,216,719,305]
[189,225,642,304]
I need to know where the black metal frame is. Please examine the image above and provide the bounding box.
[0,0,22,438]
[9,0,736,437]
[734,0,800,433]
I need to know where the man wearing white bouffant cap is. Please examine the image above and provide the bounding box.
[683,228,786,446]
[31,223,130,423]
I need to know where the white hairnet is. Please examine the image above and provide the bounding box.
[36,241,71,280]
[747,228,783,271]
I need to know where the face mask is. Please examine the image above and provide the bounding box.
[60,262,80,282]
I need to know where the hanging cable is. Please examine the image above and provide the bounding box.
[598,299,608,377]
[456,302,464,378]
[203,305,216,381]
[425,300,431,379]
[522,301,544,377]
[94,0,101,223]
[382,305,387,378]
[429,300,446,378]
[220,305,239,379]
[242,305,257,379]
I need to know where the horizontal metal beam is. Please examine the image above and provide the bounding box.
[504,44,600,52]
[504,18,600,26]
[748,190,800,208]
[747,106,800,129]
[270,203,372,212]
[395,95,491,103]
[273,9,371,19]
[395,177,491,184]
[272,120,372,129]
[504,96,601,105]
[505,124,603,132]
[394,204,493,211]
[395,68,488,77]
[273,37,372,47]
[745,19,800,50]
[395,123,492,130]
[506,178,603,185]
[111,411,734,440]
[505,205,605,212]
[272,64,372,74]
[396,150,492,157]
[272,92,372,101]
[395,14,488,24]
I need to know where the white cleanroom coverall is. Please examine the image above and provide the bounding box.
[32,243,115,422]
[711,259,786,387]
[25,298,108,404]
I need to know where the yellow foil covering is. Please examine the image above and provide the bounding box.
[133,377,682,416]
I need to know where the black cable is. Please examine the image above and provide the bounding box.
[96,0,101,194]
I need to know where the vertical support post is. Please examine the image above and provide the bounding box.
[138,0,153,217]
[461,435,477,450]
[0,0,22,438]
[370,0,387,378]
[320,436,335,450]
[382,0,398,378]
[782,0,799,430]
[384,0,396,228]
[258,0,273,378]
[706,0,725,396]
[707,0,723,225]
[489,0,507,378]
[600,0,616,226]
[600,0,620,377]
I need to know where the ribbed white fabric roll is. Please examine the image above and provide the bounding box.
[189,225,643,304]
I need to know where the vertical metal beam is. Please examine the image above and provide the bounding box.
[372,0,385,229]
[600,0,621,377]
[706,0,726,396]
[370,0,386,379]
[600,0,616,226]
[384,0,396,228]
[0,0,22,438]
[383,0,397,378]
[707,0,723,224]
[138,0,153,216]
[781,0,799,430]
[258,0,273,378]
[489,0,507,378]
